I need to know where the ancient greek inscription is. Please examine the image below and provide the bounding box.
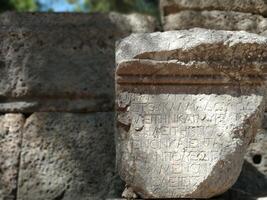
[117,93,261,196]
[115,29,266,199]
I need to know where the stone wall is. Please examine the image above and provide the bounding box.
[1,2,267,199]
[0,12,156,200]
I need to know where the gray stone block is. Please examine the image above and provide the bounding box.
[163,10,267,35]
[160,0,267,17]
[17,112,118,200]
[0,12,156,113]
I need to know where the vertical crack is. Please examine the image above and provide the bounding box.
[14,134,22,200]
[14,113,32,200]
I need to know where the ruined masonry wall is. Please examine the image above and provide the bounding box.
[1,2,267,199]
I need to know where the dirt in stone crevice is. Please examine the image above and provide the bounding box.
[22,113,33,119]
[117,121,131,132]
[53,190,65,200]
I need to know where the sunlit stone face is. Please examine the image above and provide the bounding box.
[115,29,267,198]
[116,93,263,198]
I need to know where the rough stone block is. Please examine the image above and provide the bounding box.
[163,10,267,35]
[0,114,25,200]
[115,28,267,198]
[160,0,267,17]
[0,12,156,113]
[17,112,117,200]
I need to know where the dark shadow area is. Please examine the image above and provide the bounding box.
[253,154,262,165]
[208,161,267,200]
[232,161,267,197]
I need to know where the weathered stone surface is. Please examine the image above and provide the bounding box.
[107,197,264,200]
[109,189,267,200]
[160,0,267,17]
[163,10,267,35]
[115,29,267,198]
[116,28,267,64]
[17,112,117,200]
[0,114,25,200]
[0,12,156,113]
[245,130,267,176]
[110,163,267,200]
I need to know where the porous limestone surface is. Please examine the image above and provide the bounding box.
[163,10,267,36]
[0,12,156,113]
[17,112,116,200]
[160,0,267,16]
[115,28,267,198]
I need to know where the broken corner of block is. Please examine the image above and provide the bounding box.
[115,28,267,199]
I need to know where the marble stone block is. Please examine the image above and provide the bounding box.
[115,28,267,198]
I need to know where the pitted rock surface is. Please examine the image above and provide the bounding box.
[0,12,158,200]
[164,10,267,36]
[0,114,24,200]
[160,0,267,16]
[115,29,267,198]
[17,112,116,200]
[0,12,156,113]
